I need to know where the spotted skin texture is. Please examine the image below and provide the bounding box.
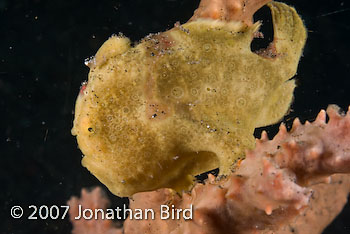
[72,2,307,197]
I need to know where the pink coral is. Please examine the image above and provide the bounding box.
[69,105,350,234]
[189,0,271,25]
[67,187,122,234]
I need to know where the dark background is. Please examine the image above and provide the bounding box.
[1,0,350,233]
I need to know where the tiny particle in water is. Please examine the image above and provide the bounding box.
[88,127,93,132]
[44,129,49,142]
[84,56,96,67]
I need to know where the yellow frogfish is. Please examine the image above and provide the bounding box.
[72,1,307,197]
